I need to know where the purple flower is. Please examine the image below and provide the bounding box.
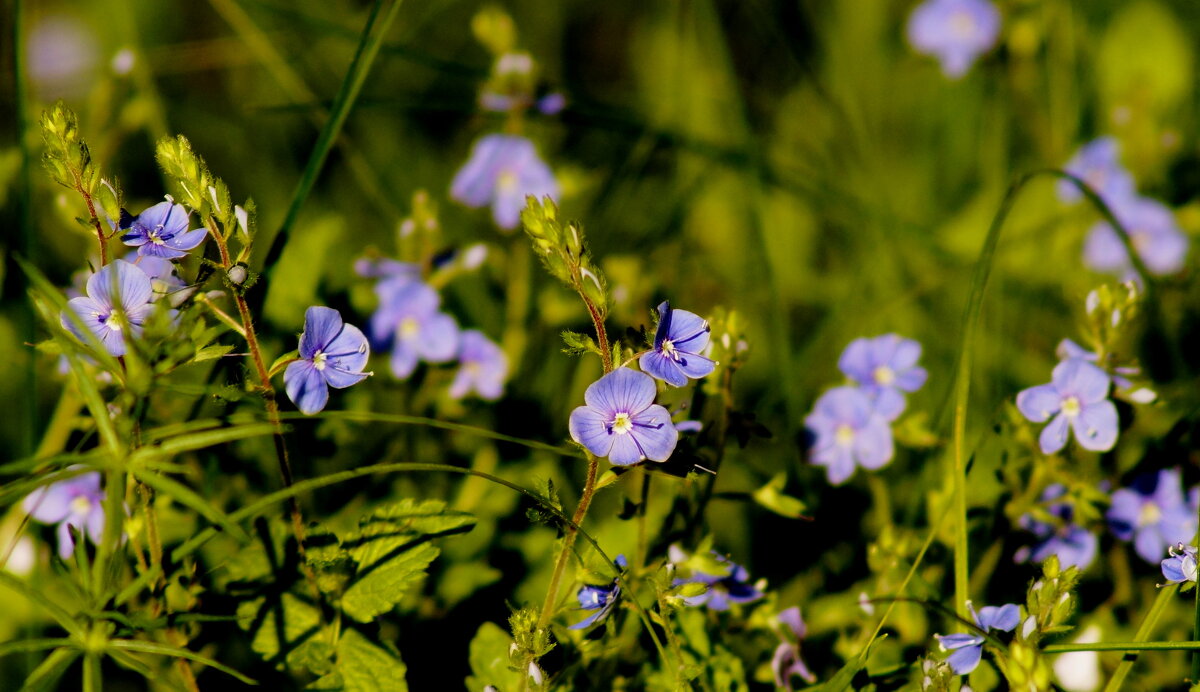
[568,368,678,466]
[284,306,371,415]
[449,330,508,401]
[639,301,715,387]
[1108,469,1198,564]
[569,554,626,630]
[450,134,558,229]
[837,334,928,420]
[1083,196,1188,277]
[354,257,420,280]
[804,386,894,485]
[670,547,764,611]
[120,200,207,259]
[1016,359,1119,455]
[1015,485,1097,570]
[934,602,1019,675]
[772,607,816,690]
[907,0,1001,78]
[23,469,105,559]
[369,281,460,379]
[1057,138,1136,206]
[1162,543,1198,584]
[62,259,159,357]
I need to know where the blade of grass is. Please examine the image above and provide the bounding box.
[0,572,84,639]
[129,469,250,543]
[20,647,80,692]
[1102,583,1177,691]
[106,640,256,685]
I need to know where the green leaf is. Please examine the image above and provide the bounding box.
[193,343,234,363]
[237,593,323,670]
[310,629,407,691]
[751,472,807,519]
[465,622,520,692]
[20,647,80,692]
[340,499,476,622]
[560,329,599,356]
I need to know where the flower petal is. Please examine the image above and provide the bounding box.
[284,360,329,415]
[1053,359,1111,404]
[639,351,688,387]
[568,406,616,458]
[837,338,873,382]
[1038,413,1070,455]
[584,368,657,416]
[1071,400,1118,452]
[165,226,208,252]
[976,604,1020,632]
[853,416,894,470]
[324,322,370,375]
[415,312,460,363]
[299,306,345,358]
[87,259,152,312]
[390,341,419,379]
[1016,384,1061,423]
[945,643,983,675]
[629,404,679,462]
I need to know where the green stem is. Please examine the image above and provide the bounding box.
[1103,583,1178,692]
[14,0,36,460]
[1047,640,1200,653]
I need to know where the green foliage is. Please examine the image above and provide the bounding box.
[466,622,521,691]
[521,196,609,318]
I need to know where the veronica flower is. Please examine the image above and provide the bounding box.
[450,134,558,229]
[934,602,1020,675]
[569,555,626,630]
[669,545,764,611]
[906,0,1001,78]
[369,281,459,379]
[62,259,161,357]
[1057,137,1136,206]
[23,469,105,559]
[284,306,371,415]
[639,301,715,386]
[1015,485,1097,570]
[120,200,207,259]
[568,368,678,466]
[837,334,928,420]
[354,256,420,280]
[772,607,816,690]
[1083,196,1188,278]
[449,330,508,401]
[1016,359,1118,455]
[804,386,894,485]
[1108,469,1198,564]
[1162,543,1199,584]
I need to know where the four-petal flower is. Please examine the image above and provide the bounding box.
[23,469,106,559]
[1016,359,1119,455]
[284,306,372,415]
[569,555,626,630]
[120,200,207,259]
[906,0,1001,78]
[568,368,678,466]
[62,259,159,357]
[639,301,715,387]
[450,134,558,229]
[837,334,928,420]
[1108,468,1198,564]
[935,602,1020,675]
[804,386,894,485]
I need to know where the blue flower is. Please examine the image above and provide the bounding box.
[1108,468,1198,564]
[23,469,106,559]
[569,554,626,630]
[450,134,558,229]
[449,330,508,401]
[354,256,421,280]
[1058,138,1136,207]
[906,0,1001,78]
[638,301,715,387]
[772,607,815,690]
[934,601,1020,675]
[284,306,371,415]
[368,281,460,379]
[1161,543,1198,584]
[62,259,160,357]
[1084,196,1189,278]
[669,545,764,611]
[1016,358,1119,455]
[120,200,207,259]
[804,386,894,485]
[1015,485,1097,570]
[568,368,678,466]
[837,334,928,420]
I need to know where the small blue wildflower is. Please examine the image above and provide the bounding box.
[62,259,160,357]
[934,601,1020,675]
[368,281,460,379]
[1108,468,1198,564]
[772,607,815,690]
[1016,358,1118,455]
[670,546,764,611]
[1084,196,1189,278]
[569,554,626,630]
[1057,137,1136,206]
[120,200,207,259]
[837,333,928,420]
[1162,543,1199,584]
[568,368,678,466]
[906,0,1001,78]
[354,256,420,280]
[1015,485,1097,570]
[639,301,715,387]
[23,469,105,559]
[804,386,894,485]
[449,330,508,401]
[284,306,371,415]
[450,134,558,229]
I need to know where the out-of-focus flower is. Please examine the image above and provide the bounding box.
[1058,138,1136,207]
[120,201,207,260]
[62,259,159,357]
[369,281,460,379]
[670,546,764,611]
[639,301,715,387]
[934,602,1020,675]
[1015,485,1097,570]
[772,607,816,690]
[1108,468,1197,564]
[837,333,928,420]
[804,386,894,485]
[449,330,508,401]
[22,469,105,559]
[568,368,678,466]
[1016,359,1118,455]
[450,134,558,229]
[1083,196,1188,278]
[284,306,371,415]
[906,0,1001,78]
[1161,543,1198,584]
[569,555,626,630]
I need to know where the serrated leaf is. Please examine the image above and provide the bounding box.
[465,622,520,692]
[310,629,407,691]
[340,499,476,622]
[237,593,323,670]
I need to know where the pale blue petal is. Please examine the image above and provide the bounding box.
[87,260,152,312]
[1071,400,1118,451]
[1016,384,1061,423]
[390,341,419,379]
[837,338,873,382]
[284,360,329,415]
[165,226,208,251]
[639,351,688,387]
[977,603,1019,632]
[854,416,894,470]
[1039,413,1070,454]
[584,368,657,417]
[299,306,344,358]
[569,406,616,458]
[323,322,370,374]
[1053,359,1110,404]
[946,643,983,675]
[629,404,678,462]
[416,312,460,363]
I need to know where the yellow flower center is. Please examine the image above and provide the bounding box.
[71,496,92,515]
[400,317,420,338]
[835,424,855,446]
[497,170,518,193]
[949,10,976,38]
[612,413,633,435]
[1139,502,1162,527]
[1061,396,1081,418]
[873,365,895,386]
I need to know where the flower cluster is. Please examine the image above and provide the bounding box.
[906,0,1001,78]
[1108,468,1198,564]
[669,545,764,611]
[805,334,927,484]
[934,601,1020,675]
[1014,485,1097,571]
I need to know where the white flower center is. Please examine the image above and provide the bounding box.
[149,225,167,245]
[612,413,633,435]
[1061,396,1082,418]
[873,365,895,386]
[313,351,327,371]
[71,496,92,515]
[662,339,677,358]
[835,424,855,446]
